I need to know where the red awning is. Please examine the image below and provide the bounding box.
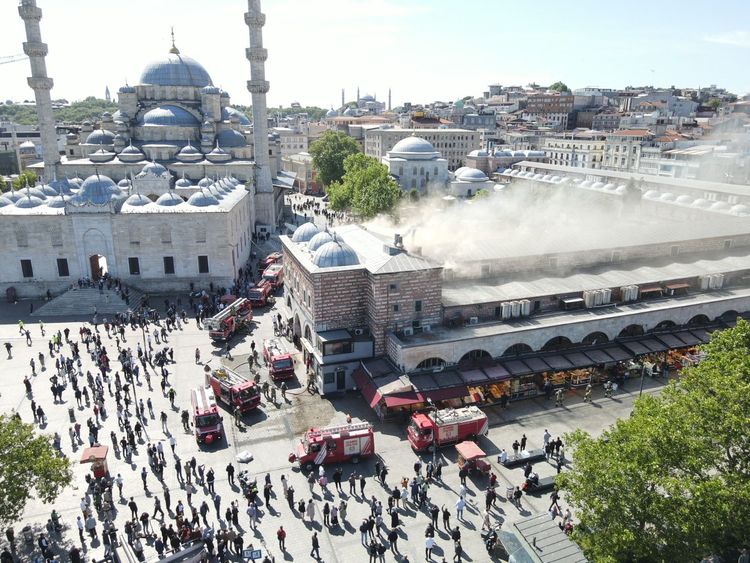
[80,445,109,464]
[421,386,469,402]
[383,392,424,408]
[352,369,383,409]
[455,440,486,461]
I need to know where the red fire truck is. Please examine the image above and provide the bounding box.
[289,422,375,470]
[262,263,284,290]
[248,280,274,308]
[206,297,253,341]
[190,386,224,444]
[205,367,261,413]
[257,252,282,274]
[263,338,295,380]
[407,406,489,451]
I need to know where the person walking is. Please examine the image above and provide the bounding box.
[310,532,320,560]
[455,496,465,520]
[226,463,235,486]
[276,526,286,551]
[388,527,399,554]
[425,536,436,560]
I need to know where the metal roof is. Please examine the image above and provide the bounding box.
[502,513,588,563]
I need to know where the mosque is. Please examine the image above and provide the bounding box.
[5,0,281,297]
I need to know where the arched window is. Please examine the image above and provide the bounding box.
[416,357,446,370]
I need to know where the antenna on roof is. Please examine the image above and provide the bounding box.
[169,27,180,55]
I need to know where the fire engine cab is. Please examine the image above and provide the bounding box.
[248,280,274,308]
[407,406,489,451]
[190,386,223,444]
[263,338,295,380]
[289,422,375,470]
[257,252,282,274]
[262,263,284,290]
[206,297,253,341]
[205,367,261,413]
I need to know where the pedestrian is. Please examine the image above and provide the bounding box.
[442,505,451,530]
[306,499,316,522]
[583,384,592,403]
[455,496,465,520]
[128,497,138,519]
[520,434,527,451]
[277,526,286,551]
[425,535,436,560]
[323,502,330,526]
[359,473,366,495]
[453,539,463,562]
[388,527,399,554]
[310,532,320,559]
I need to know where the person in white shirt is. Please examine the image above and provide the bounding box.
[498,449,508,464]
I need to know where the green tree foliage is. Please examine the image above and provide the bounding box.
[0,415,72,526]
[308,130,360,187]
[0,176,6,192]
[548,81,570,93]
[408,188,420,202]
[707,98,722,110]
[473,189,490,199]
[557,320,750,562]
[0,97,117,126]
[327,153,401,218]
[12,170,37,190]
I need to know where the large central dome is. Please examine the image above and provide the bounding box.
[139,52,213,88]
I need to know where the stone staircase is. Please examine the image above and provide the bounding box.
[31,287,131,318]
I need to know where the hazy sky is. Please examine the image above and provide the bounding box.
[1,0,749,109]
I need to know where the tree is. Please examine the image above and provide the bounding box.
[408,188,420,202]
[707,98,722,110]
[473,189,490,199]
[327,153,401,218]
[557,320,750,562]
[0,415,72,526]
[12,170,37,190]
[0,176,6,192]
[308,130,360,187]
[548,81,570,93]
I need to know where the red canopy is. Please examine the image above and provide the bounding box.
[220,294,238,304]
[455,440,486,461]
[383,392,424,408]
[80,445,109,464]
[352,369,383,409]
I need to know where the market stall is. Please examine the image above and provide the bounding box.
[80,445,109,479]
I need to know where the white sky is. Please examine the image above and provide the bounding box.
[1,0,748,109]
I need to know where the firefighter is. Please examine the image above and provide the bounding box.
[262,381,270,399]
[270,385,277,404]
[234,407,242,428]
[280,381,288,401]
[181,410,190,431]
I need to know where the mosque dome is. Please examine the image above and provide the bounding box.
[176,143,203,162]
[155,192,184,207]
[313,240,359,268]
[691,198,711,208]
[292,222,320,243]
[175,177,193,188]
[46,195,70,208]
[15,194,44,208]
[124,193,152,207]
[659,193,676,202]
[198,177,213,188]
[342,107,356,117]
[205,144,231,162]
[4,190,22,203]
[730,204,750,216]
[69,175,84,188]
[140,161,169,177]
[118,178,131,188]
[307,231,333,252]
[675,195,693,205]
[220,90,230,98]
[139,52,212,88]
[75,174,125,205]
[0,195,14,207]
[325,108,338,118]
[89,148,116,163]
[456,168,488,182]
[467,149,488,157]
[206,184,224,200]
[118,143,145,162]
[25,186,48,200]
[85,129,116,145]
[37,182,59,197]
[710,201,731,211]
[188,190,219,207]
[216,129,247,148]
[391,136,436,155]
[139,105,200,127]
[221,107,251,125]
[202,85,221,95]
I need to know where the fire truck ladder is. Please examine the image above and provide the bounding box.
[434,406,482,424]
[213,368,247,387]
[208,298,250,324]
[309,421,371,438]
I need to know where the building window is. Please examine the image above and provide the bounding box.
[393,304,400,312]
[323,341,353,356]
[20,259,33,278]
[198,255,209,274]
[161,226,171,244]
[163,256,175,275]
[389,283,399,292]
[50,225,63,247]
[414,300,422,312]
[670,245,680,257]
[16,227,28,248]
[195,227,207,243]
[724,239,733,250]
[128,257,140,275]
[56,258,69,277]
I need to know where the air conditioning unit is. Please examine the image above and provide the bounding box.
[422,324,431,332]
[511,301,521,318]
[699,275,710,290]
[501,302,512,320]
[469,317,479,325]
[520,299,532,316]
[353,328,365,336]
[403,327,414,336]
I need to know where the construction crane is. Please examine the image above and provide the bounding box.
[0,54,28,65]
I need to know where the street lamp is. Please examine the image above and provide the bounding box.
[427,397,437,468]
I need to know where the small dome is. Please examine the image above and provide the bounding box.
[206,144,231,162]
[343,107,356,116]
[140,161,169,177]
[69,175,84,188]
[0,195,14,207]
[85,129,116,145]
[46,195,70,208]
[198,177,213,188]
[118,85,136,94]
[15,194,44,208]
[89,148,116,163]
[675,195,693,205]
[659,193,676,202]
[37,183,59,197]
[730,204,749,215]
[25,186,48,200]
[457,168,488,182]
[202,85,221,95]
[206,184,224,200]
[216,129,247,148]
[710,201,731,211]
[292,221,320,242]
[307,231,333,252]
[615,185,627,194]
[176,143,202,162]
[118,178,131,188]
[603,183,618,192]
[175,177,192,188]
[119,143,144,155]
[325,108,338,118]
[313,240,359,268]
[139,105,200,127]
[220,90,229,98]
[644,190,660,199]
[468,149,488,157]
[691,198,711,208]
[155,192,184,207]
[188,190,219,207]
[532,174,544,180]
[542,175,553,182]
[124,193,152,207]
[391,136,436,154]
[580,180,593,188]
[75,174,125,205]
[139,53,212,87]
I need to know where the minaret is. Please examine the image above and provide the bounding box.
[245,0,275,229]
[18,0,60,179]
[341,88,345,109]
[105,86,111,103]
[388,88,392,111]
[357,86,360,101]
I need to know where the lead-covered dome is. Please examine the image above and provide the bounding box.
[456,168,488,182]
[188,189,219,207]
[139,105,200,127]
[85,129,116,145]
[307,231,333,252]
[155,192,184,207]
[313,240,359,268]
[140,161,169,177]
[75,174,125,205]
[124,193,152,207]
[15,194,44,208]
[139,52,212,88]
[221,106,250,125]
[292,221,320,242]
[216,129,247,148]
[391,136,436,154]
